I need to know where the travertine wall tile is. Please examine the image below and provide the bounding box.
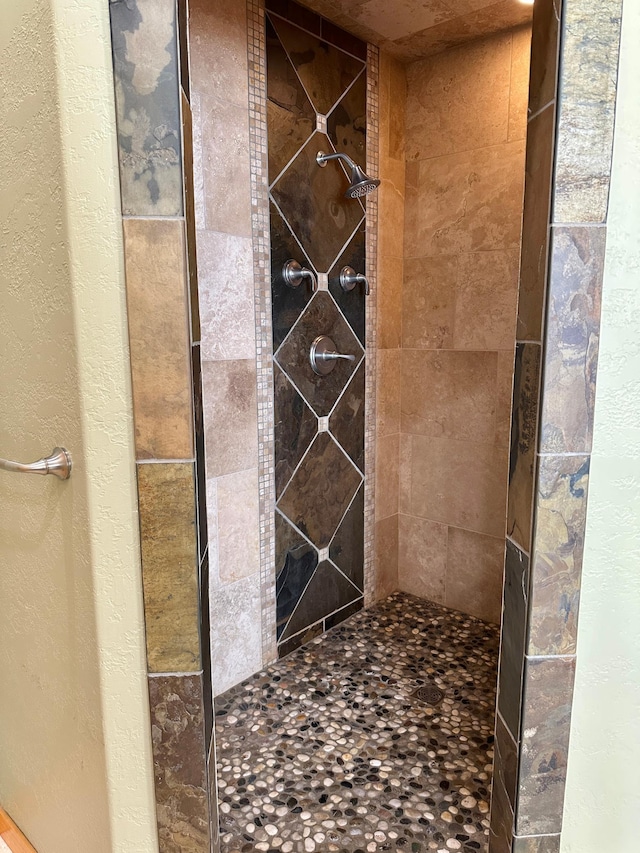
[210,575,262,694]
[454,250,520,351]
[148,674,210,852]
[375,433,399,520]
[508,27,532,141]
[124,219,194,461]
[189,0,249,106]
[215,468,260,585]
[376,349,401,437]
[202,359,258,478]
[446,527,505,624]
[374,515,399,600]
[406,32,512,161]
[402,255,456,350]
[138,463,200,673]
[398,515,447,603]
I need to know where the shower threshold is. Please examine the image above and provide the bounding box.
[214,592,499,852]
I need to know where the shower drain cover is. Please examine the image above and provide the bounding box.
[412,685,445,706]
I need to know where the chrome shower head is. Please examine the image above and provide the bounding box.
[316,151,381,199]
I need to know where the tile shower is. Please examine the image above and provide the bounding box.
[107,0,623,850]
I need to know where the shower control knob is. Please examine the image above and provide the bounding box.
[283,259,317,291]
[310,336,356,376]
[340,266,370,296]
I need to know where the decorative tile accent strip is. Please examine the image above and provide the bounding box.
[364,43,379,607]
[247,0,278,666]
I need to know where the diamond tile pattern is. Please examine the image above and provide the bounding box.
[280,560,361,641]
[327,70,367,167]
[266,16,316,184]
[277,433,362,549]
[330,484,364,591]
[329,362,365,472]
[275,292,362,416]
[274,364,317,498]
[275,512,318,639]
[329,222,366,344]
[271,133,365,273]
[270,15,365,116]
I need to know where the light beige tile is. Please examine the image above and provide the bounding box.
[199,94,252,236]
[210,574,262,694]
[388,56,407,160]
[203,359,258,478]
[123,219,193,461]
[353,0,452,42]
[378,179,405,260]
[404,140,526,258]
[216,469,260,585]
[401,350,498,443]
[191,92,206,231]
[496,350,516,449]
[189,0,249,105]
[375,433,399,520]
[509,26,532,142]
[408,435,509,538]
[398,514,447,603]
[406,31,511,161]
[454,250,520,350]
[399,433,412,515]
[137,463,200,673]
[377,254,402,349]
[197,230,256,360]
[402,255,456,350]
[446,526,505,623]
[376,349,401,437]
[375,515,399,600]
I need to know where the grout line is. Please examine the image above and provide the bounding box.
[527,100,556,124]
[267,9,368,64]
[148,670,204,679]
[525,653,577,662]
[137,458,196,465]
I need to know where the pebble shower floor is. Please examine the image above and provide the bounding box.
[215,592,500,853]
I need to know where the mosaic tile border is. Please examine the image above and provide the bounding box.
[364,43,379,607]
[247,0,278,667]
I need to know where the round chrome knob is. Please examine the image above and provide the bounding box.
[309,336,356,376]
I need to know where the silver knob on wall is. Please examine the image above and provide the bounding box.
[340,266,370,296]
[283,259,317,292]
[0,447,72,480]
[310,336,356,376]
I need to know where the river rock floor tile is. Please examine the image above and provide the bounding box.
[215,592,499,852]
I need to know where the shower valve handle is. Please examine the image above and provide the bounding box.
[310,336,356,376]
[340,266,370,296]
[283,260,317,292]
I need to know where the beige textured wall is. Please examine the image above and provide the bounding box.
[190,0,263,694]
[561,1,640,848]
[0,1,157,850]
[375,51,407,599]
[397,28,531,622]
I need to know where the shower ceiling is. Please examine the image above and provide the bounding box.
[297,0,533,60]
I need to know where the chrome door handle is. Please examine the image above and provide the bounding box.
[340,266,370,296]
[0,447,72,480]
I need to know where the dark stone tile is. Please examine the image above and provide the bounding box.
[271,133,365,273]
[199,549,213,749]
[495,712,518,811]
[554,0,622,222]
[329,362,365,472]
[324,596,364,630]
[274,292,363,416]
[275,512,318,639]
[528,0,562,115]
[277,619,323,658]
[513,835,561,853]
[182,91,200,342]
[192,345,208,563]
[266,0,321,36]
[540,226,606,454]
[507,344,541,553]
[148,674,210,852]
[327,70,367,173]
[529,455,589,656]
[516,656,576,836]
[270,200,314,350]
[518,104,555,342]
[321,19,367,61]
[497,541,529,739]
[274,364,318,499]
[328,222,366,345]
[177,0,190,101]
[488,750,514,853]
[329,484,364,591]
[278,433,362,549]
[110,0,183,216]
[280,561,360,641]
[270,15,364,115]
[266,16,316,185]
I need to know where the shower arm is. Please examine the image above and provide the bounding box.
[316,151,357,170]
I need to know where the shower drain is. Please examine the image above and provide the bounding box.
[411,685,445,706]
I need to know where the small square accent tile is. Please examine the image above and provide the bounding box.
[318,417,329,432]
[316,114,328,133]
[318,272,329,291]
[318,547,329,561]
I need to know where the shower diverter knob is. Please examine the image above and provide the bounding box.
[283,259,317,291]
[340,266,370,296]
[310,336,356,376]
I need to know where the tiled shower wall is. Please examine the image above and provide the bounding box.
[397,27,532,624]
[490,0,623,850]
[109,0,213,848]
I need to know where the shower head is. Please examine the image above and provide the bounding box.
[316,151,381,199]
